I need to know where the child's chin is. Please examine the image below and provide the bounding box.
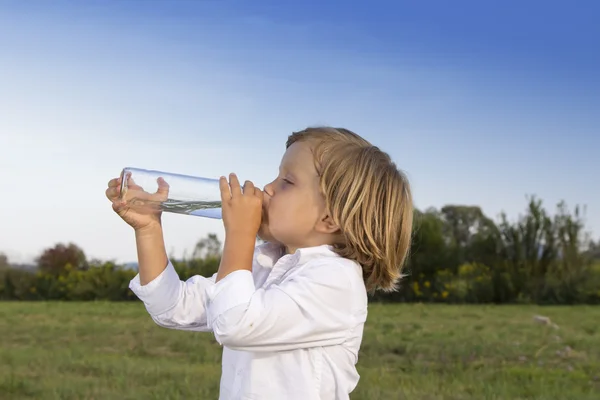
[258,228,284,247]
[257,225,274,243]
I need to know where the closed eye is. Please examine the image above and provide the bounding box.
[282,178,294,185]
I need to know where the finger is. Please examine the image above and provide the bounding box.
[111,199,126,215]
[156,177,170,200]
[124,173,143,191]
[219,176,230,200]
[108,177,120,188]
[254,187,264,207]
[243,180,254,196]
[105,186,118,200]
[229,173,242,197]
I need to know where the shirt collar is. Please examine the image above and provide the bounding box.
[256,242,340,268]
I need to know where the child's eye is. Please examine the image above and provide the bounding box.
[282,178,293,185]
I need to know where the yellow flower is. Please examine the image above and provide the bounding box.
[424,281,431,288]
[442,291,449,299]
[412,282,421,296]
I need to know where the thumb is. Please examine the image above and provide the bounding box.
[156,177,170,198]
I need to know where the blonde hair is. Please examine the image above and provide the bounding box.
[287,127,413,293]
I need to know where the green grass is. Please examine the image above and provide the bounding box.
[1,302,599,399]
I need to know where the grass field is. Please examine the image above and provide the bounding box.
[1,302,599,400]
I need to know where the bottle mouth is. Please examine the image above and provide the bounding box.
[118,168,128,200]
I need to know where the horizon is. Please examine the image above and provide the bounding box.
[1,0,599,264]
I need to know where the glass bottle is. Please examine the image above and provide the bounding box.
[118,167,225,219]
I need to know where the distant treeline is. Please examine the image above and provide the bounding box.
[2,196,599,304]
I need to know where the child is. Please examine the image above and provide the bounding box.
[105,127,413,400]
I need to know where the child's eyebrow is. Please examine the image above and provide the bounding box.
[278,165,301,181]
[279,163,294,175]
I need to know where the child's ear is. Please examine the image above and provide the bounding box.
[317,214,340,234]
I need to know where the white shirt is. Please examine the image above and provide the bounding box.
[129,242,368,400]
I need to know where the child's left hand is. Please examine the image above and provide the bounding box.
[220,173,263,238]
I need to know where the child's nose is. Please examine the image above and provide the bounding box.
[263,182,274,197]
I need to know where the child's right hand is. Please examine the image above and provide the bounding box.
[105,174,170,232]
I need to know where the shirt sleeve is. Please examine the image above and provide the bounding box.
[205,259,367,351]
[129,260,217,332]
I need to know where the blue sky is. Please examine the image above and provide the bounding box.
[1,0,598,264]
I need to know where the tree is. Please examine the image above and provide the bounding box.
[0,253,9,270]
[440,205,500,267]
[36,243,87,275]
[192,233,222,260]
[495,196,593,303]
[407,208,451,278]
[585,239,600,260]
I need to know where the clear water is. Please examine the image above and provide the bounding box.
[161,199,222,219]
[129,198,222,219]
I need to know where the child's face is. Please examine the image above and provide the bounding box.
[258,141,333,253]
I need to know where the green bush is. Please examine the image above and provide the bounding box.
[2,259,599,303]
[0,259,217,301]
[0,267,38,300]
